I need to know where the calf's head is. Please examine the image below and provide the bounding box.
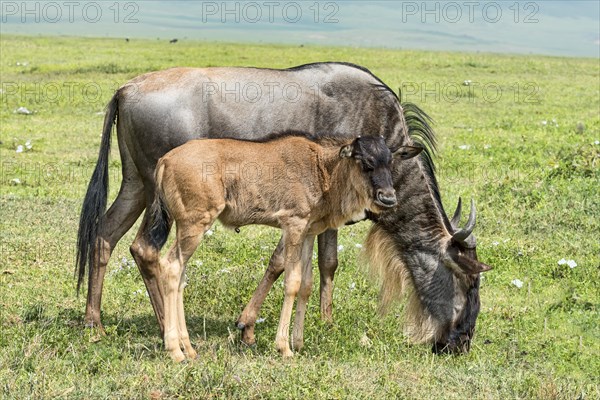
[339,136,422,209]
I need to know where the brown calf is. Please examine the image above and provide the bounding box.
[137,134,421,361]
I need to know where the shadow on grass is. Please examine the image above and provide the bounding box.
[16,303,274,359]
[107,313,236,340]
[107,313,274,358]
[41,305,235,339]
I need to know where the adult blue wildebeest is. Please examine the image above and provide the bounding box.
[77,62,491,354]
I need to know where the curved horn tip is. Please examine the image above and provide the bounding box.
[452,199,477,244]
[450,197,463,227]
[465,199,476,230]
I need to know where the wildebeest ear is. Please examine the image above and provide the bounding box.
[339,144,354,158]
[394,145,423,160]
[453,253,493,275]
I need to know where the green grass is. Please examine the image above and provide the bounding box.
[1,35,598,399]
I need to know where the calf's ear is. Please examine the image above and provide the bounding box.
[394,145,423,160]
[339,144,354,158]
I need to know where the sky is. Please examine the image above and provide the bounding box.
[1,1,599,57]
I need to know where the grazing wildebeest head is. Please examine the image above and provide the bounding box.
[431,197,482,354]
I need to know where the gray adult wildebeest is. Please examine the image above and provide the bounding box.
[144,135,420,361]
[77,62,492,354]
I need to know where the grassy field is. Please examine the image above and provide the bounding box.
[0,35,598,399]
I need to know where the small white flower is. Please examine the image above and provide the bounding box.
[11,178,21,185]
[256,317,266,324]
[194,260,203,266]
[511,279,523,289]
[219,268,230,274]
[541,120,547,126]
[337,245,344,251]
[492,241,499,246]
[25,140,32,150]
[205,229,214,236]
[16,145,23,153]
[484,144,491,149]
[463,80,472,86]
[355,243,363,249]
[349,282,356,290]
[558,258,577,268]
[458,145,471,150]
[594,140,599,145]
[16,106,32,115]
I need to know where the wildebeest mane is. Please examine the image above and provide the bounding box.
[400,100,453,232]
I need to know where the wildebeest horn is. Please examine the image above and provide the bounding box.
[450,197,462,228]
[452,199,475,242]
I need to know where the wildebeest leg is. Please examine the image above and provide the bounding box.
[236,237,285,345]
[177,258,200,359]
[176,262,197,360]
[162,218,210,362]
[275,220,308,357]
[85,170,145,333]
[318,229,339,322]
[130,208,170,335]
[292,235,315,352]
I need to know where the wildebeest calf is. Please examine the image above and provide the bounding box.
[139,133,421,361]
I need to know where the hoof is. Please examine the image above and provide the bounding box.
[281,349,294,358]
[241,328,256,346]
[241,332,256,347]
[241,339,257,348]
[185,349,198,360]
[292,341,304,353]
[169,351,186,363]
[84,321,106,335]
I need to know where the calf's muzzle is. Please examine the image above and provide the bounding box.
[375,188,397,207]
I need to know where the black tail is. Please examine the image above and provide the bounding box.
[75,92,119,293]
[146,165,171,251]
